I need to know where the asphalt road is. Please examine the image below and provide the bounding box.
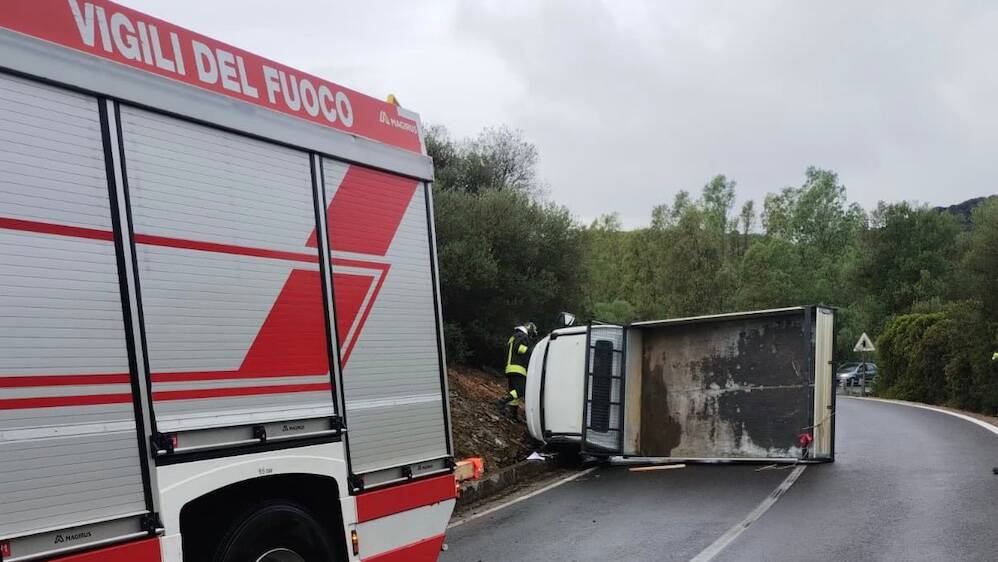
[442,397,998,562]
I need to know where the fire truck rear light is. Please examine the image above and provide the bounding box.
[351,530,360,556]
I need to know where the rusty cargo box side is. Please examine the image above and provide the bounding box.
[634,307,823,460]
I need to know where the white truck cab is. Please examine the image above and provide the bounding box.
[526,306,836,463]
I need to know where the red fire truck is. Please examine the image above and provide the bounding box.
[0,2,454,561]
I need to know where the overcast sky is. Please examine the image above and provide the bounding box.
[120,0,998,227]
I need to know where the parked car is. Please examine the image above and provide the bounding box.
[837,362,878,386]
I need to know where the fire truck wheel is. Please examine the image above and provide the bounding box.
[211,500,340,562]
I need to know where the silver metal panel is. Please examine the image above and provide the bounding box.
[583,325,625,454]
[812,307,835,458]
[5,514,145,562]
[324,160,448,475]
[630,306,806,328]
[0,28,434,181]
[0,73,146,539]
[636,310,815,459]
[167,417,335,455]
[623,328,643,455]
[119,106,336,429]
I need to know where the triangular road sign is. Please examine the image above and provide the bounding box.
[854,332,876,352]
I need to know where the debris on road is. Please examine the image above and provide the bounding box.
[629,463,687,472]
[449,366,534,472]
[455,457,485,482]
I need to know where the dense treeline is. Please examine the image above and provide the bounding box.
[429,125,998,415]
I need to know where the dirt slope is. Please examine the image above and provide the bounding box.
[448,366,534,472]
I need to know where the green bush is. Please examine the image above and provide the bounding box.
[875,303,997,414]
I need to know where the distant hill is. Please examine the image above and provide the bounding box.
[934,195,998,228]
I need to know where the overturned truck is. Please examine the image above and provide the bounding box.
[525,306,836,462]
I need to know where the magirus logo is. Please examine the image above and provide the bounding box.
[54,530,92,544]
[379,110,419,134]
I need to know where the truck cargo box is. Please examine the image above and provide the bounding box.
[526,306,835,462]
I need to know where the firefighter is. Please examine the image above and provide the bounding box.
[504,322,537,415]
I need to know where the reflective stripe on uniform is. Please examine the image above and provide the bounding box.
[505,364,527,376]
[506,335,528,376]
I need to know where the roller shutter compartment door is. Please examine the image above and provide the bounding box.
[0,74,147,538]
[322,159,448,475]
[119,107,335,431]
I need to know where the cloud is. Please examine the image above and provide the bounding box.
[454,0,998,226]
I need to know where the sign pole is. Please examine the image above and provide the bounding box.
[861,351,867,395]
[853,332,875,397]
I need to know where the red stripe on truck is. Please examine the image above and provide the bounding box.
[0,216,318,263]
[0,393,133,410]
[362,534,446,562]
[355,474,457,523]
[323,166,419,256]
[0,383,330,410]
[153,382,331,401]
[331,261,391,366]
[237,269,330,376]
[151,369,325,383]
[0,216,114,242]
[151,268,332,383]
[134,233,319,263]
[0,374,131,387]
[49,537,161,562]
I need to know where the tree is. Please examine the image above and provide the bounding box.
[426,125,541,196]
[592,299,637,325]
[960,198,998,320]
[435,188,585,365]
[852,202,960,324]
[735,237,804,309]
[762,167,863,252]
[583,213,629,318]
[702,175,736,237]
[737,199,756,256]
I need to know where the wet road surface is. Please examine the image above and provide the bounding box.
[442,397,998,562]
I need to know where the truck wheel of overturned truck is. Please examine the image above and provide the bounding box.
[211,500,340,562]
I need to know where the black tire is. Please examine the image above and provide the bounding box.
[211,500,340,562]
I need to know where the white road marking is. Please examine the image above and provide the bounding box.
[844,395,998,437]
[447,466,599,529]
[629,463,686,472]
[688,465,807,562]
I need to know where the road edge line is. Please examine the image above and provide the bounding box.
[447,466,599,530]
[688,464,807,562]
[843,395,998,437]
